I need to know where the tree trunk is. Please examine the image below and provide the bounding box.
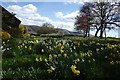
[99,30,104,37]
[99,23,104,37]
[84,29,87,38]
[95,29,99,37]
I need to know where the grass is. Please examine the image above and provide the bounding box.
[2,36,120,79]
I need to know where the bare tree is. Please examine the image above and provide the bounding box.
[75,2,120,37]
[75,3,91,37]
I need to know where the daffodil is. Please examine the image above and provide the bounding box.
[49,58,52,62]
[50,66,55,71]
[44,59,48,62]
[58,43,62,46]
[20,45,23,48]
[28,46,32,50]
[60,50,64,53]
[58,54,61,57]
[117,51,119,53]
[73,70,80,75]
[71,65,76,70]
[47,69,52,73]
[56,41,59,45]
[39,57,42,61]
[35,58,39,62]
[25,46,27,48]
[78,43,80,46]
[110,61,114,65]
[63,53,67,57]
[49,54,52,58]
[2,41,5,44]
[22,43,25,46]
[76,58,80,62]
[61,46,64,49]
[71,65,80,75]
[53,54,57,58]
[18,46,20,48]
[41,49,44,52]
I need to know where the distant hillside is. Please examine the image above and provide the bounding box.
[25,25,41,35]
[24,25,93,36]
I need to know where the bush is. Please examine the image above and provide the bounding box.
[19,24,28,34]
[37,23,56,35]
[2,32,11,39]
[40,34,64,38]
[22,33,30,37]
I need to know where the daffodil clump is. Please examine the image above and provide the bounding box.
[71,65,80,75]
[47,66,55,73]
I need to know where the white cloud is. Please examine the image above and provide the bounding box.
[7,4,37,14]
[55,12,64,18]
[65,0,90,5]
[7,4,52,24]
[7,4,75,31]
[55,11,79,21]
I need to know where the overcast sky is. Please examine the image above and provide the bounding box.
[1,0,119,38]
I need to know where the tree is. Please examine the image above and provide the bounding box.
[75,2,120,37]
[92,2,120,37]
[19,24,28,34]
[75,3,92,37]
[37,23,56,35]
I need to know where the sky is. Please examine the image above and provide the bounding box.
[1,0,119,38]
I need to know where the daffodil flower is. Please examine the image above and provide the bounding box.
[35,58,39,62]
[41,49,44,52]
[39,57,42,61]
[44,59,48,62]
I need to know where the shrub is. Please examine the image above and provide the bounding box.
[40,34,64,38]
[2,32,11,39]
[37,23,56,35]
[19,24,28,34]
[22,33,30,37]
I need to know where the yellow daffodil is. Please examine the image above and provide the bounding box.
[110,61,114,65]
[39,57,42,61]
[60,50,64,53]
[56,41,59,45]
[101,47,104,50]
[28,46,32,50]
[44,59,48,62]
[35,58,39,62]
[47,69,52,73]
[71,65,80,75]
[61,46,64,49]
[51,48,54,50]
[73,70,80,75]
[58,54,61,57]
[49,58,52,62]
[49,54,52,58]
[18,46,20,48]
[45,43,49,45]
[25,46,27,48]
[41,49,44,52]
[22,43,25,46]
[76,58,80,62]
[58,43,62,46]
[2,41,5,44]
[20,45,23,48]
[53,54,57,58]
[71,65,76,70]
[78,43,80,46]
[63,53,67,57]
[50,66,55,71]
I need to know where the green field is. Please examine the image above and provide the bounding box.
[2,36,120,80]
